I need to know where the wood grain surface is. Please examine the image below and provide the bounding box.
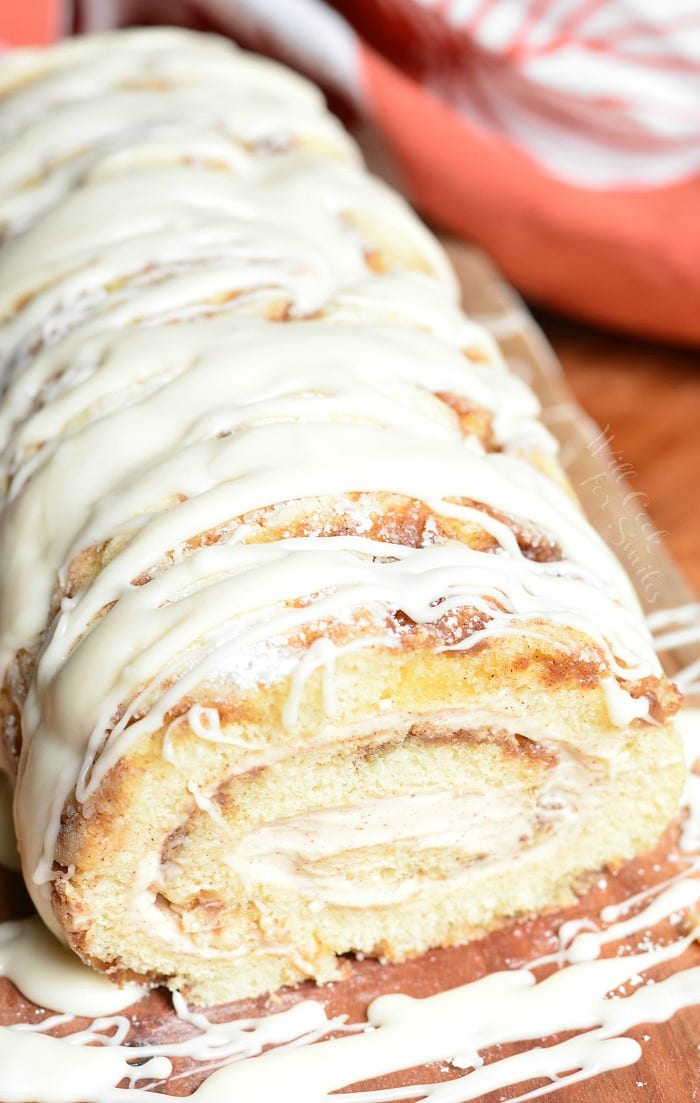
[0,246,698,1103]
[540,313,700,596]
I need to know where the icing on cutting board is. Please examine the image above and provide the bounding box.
[0,30,695,1100]
[0,708,697,1102]
[0,847,695,1100]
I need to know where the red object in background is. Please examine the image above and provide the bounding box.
[360,45,700,348]
[332,0,700,347]
[0,0,64,46]
[4,0,700,346]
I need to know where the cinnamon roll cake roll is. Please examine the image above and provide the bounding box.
[0,29,683,1004]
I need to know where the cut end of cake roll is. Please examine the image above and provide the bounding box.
[0,28,685,1006]
[47,625,683,1005]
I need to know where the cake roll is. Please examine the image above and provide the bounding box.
[0,29,684,1005]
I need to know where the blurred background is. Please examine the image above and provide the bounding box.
[1,0,699,591]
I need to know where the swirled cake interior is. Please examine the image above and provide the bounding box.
[0,28,684,1003]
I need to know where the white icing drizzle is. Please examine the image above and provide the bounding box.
[0,705,696,1100]
[600,675,650,727]
[0,29,359,237]
[17,533,657,915]
[648,603,700,695]
[0,917,143,1015]
[0,854,697,1101]
[194,941,699,1102]
[0,31,685,1098]
[0,703,695,1096]
[0,995,340,1102]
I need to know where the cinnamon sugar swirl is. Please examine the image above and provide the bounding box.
[0,28,684,1003]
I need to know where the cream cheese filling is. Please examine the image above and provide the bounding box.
[123,714,611,955]
[226,744,601,908]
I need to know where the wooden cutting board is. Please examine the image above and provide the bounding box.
[0,244,698,1103]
